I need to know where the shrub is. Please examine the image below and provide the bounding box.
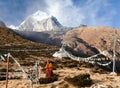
[39,74,58,84]
[0,68,15,72]
[64,73,92,87]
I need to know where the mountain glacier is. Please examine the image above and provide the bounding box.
[18,10,66,32]
[8,25,18,29]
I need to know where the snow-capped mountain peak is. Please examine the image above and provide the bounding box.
[32,10,51,21]
[18,10,66,32]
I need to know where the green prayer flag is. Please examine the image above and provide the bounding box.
[0,55,6,61]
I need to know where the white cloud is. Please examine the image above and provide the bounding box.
[38,0,116,27]
[81,0,116,26]
[45,0,85,27]
[23,0,117,27]
[0,0,117,27]
[25,0,48,18]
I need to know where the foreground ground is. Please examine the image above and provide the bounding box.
[0,57,120,88]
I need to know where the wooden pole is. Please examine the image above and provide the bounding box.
[110,29,117,75]
[6,54,10,88]
[113,29,116,73]
[30,80,33,88]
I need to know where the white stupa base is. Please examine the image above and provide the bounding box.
[110,72,117,76]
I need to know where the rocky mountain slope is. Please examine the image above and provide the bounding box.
[0,20,6,27]
[62,26,120,58]
[14,30,68,47]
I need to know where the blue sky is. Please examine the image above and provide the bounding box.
[0,0,120,28]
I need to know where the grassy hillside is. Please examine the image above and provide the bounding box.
[0,27,58,58]
[62,26,120,57]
